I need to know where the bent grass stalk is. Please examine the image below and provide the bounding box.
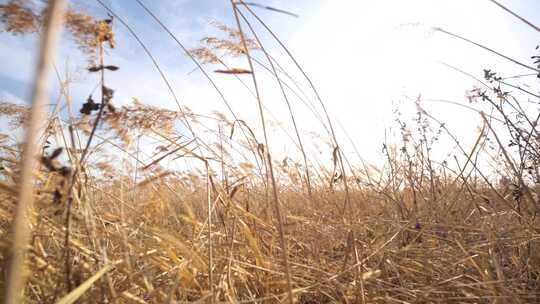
[230,2,294,302]
[235,8,313,198]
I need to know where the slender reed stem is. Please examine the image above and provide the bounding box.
[235,9,313,197]
[434,27,539,72]
[206,162,214,303]
[230,2,294,303]
[237,0,352,216]
[488,0,540,33]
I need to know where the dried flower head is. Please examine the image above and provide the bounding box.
[189,20,259,65]
[0,0,39,34]
[101,99,182,144]
[0,1,115,61]
[65,10,115,60]
[189,46,220,65]
[0,101,29,129]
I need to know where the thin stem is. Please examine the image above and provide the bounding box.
[435,27,539,72]
[236,9,313,197]
[206,163,214,303]
[488,0,540,33]
[480,112,539,214]
[237,0,352,215]
[131,0,267,184]
[231,2,294,303]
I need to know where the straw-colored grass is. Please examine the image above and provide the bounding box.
[1,0,540,303]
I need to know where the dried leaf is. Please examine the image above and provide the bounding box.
[87,66,102,72]
[214,68,252,74]
[49,147,63,160]
[104,65,119,71]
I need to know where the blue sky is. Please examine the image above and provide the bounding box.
[0,0,314,102]
[1,0,539,166]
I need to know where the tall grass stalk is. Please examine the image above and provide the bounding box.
[231,2,294,302]
[3,1,67,302]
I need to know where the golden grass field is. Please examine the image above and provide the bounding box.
[1,0,540,303]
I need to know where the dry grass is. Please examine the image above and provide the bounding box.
[1,1,540,303]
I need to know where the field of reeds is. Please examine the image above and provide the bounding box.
[0,0,540,303]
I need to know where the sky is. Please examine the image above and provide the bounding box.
[0,0,539,169]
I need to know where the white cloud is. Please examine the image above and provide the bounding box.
[0,34,38,83]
